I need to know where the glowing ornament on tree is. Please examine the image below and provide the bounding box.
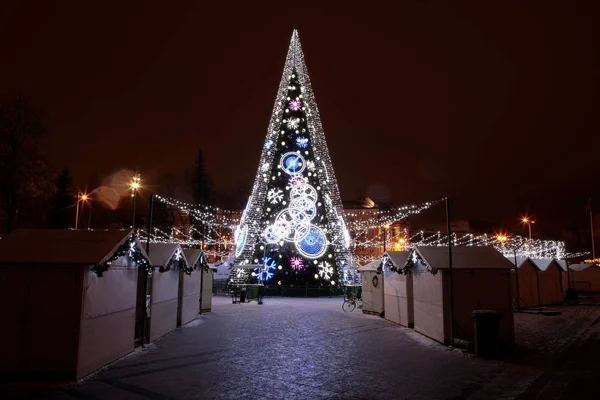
[267,188,284,204]
[254,257,277,281]
[296,225,328,259]
[235,226,248,257]
[280,152,306,175]
[290,256,305,271]
[318,261,334,280]
[289,99,302,111]
[286,118,300,129]
[296,136,309,148]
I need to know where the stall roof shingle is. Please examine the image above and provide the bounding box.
[415,246,514,269]
[357,259,380,272]
[0,229,133,265]
[385,251,410,269]
[147,243,184,267]
[531,258,564,271]
[568,263,596,272]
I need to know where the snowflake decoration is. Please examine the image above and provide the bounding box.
[296,136,309,149]
[267,188,284,204]
[289,99,302,111]
[306,160,316,171]
[290,256,305,271]
[262,162,270,172]
[286,118,300,129]
[254,257,277,281]
[265,139,273,149]
[318,261,334,280]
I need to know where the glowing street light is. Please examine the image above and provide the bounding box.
[496,234,508,243]
[383,223,390,253]
[75,192,90,230]
[521,216,535,241]
[131,174,141,229]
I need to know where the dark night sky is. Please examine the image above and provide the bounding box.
[1,0,599,237]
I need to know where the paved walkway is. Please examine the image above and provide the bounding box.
[42,296,505,400]
[8,298,600,399]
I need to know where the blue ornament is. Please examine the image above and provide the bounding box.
[296,136,309,149]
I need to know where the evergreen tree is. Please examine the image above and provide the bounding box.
[47,168,75,229]
[233,30,350,287]
[0,94,53,232]
[193,149,211,206]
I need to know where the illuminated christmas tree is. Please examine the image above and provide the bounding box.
[234,29,350,287]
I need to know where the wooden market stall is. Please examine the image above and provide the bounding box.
[509,257,541,308]
[411,246,514,345]
[382,251,412,327]
[202,263,217,311]
[180,249,207,325]
[147,243,188,341]
[532,258,565,305]
[569,263,600,292]
[0,229,149,380]
[357,259,383,314]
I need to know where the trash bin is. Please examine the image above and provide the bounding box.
[239,288,247,303]
[471,310,500,357]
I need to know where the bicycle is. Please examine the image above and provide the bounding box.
[342,293,362,312]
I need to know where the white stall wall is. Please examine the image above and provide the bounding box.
[180,269,201,325]
[452,269,514,342]
[150,268,179,341]
[384,269,413,327]
[511,261,540,308]
[78,261,138,379]
[538,264,563,305]
[201,269,214,312]
[412,264,449,344]
[360,270,384,314]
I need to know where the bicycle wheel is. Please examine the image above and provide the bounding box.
[342,299,356,313]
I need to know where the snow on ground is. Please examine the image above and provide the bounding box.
[513,306,600,355]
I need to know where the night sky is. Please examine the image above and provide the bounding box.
[1,1,599,238]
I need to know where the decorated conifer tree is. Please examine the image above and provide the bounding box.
[234,30,350,287]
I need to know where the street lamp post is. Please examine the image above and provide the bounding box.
[383,224,390,254]
[131,174,141,229]
[521,217,535,241]
[75,193,89,230]
[497,234,522,310]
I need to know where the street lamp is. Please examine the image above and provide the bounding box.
[131,174,141,229]
[383,223,390,254]
[75,193,90,230]
[497,233,523,310]
[521,217,535,241]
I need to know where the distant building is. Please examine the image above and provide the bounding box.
[417,219,498,235]
[343,197,410,265]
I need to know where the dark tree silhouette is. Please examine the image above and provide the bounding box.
[192,149,211,206]
[0,94,54,233]
[47,168,75,229]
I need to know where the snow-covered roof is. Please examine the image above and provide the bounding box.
[147,243,185,267]
[0,229,135,265]
[505,256,529,267]
[415,246,513,269]
[556,260,567,271]
[182,249,208,269]
[531,258,563,272]
[568,263,596,272]
[211,261,232,278]
[385,251,410,269]
[358,259,380,272]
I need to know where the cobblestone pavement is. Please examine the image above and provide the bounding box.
[6,299,600,400]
